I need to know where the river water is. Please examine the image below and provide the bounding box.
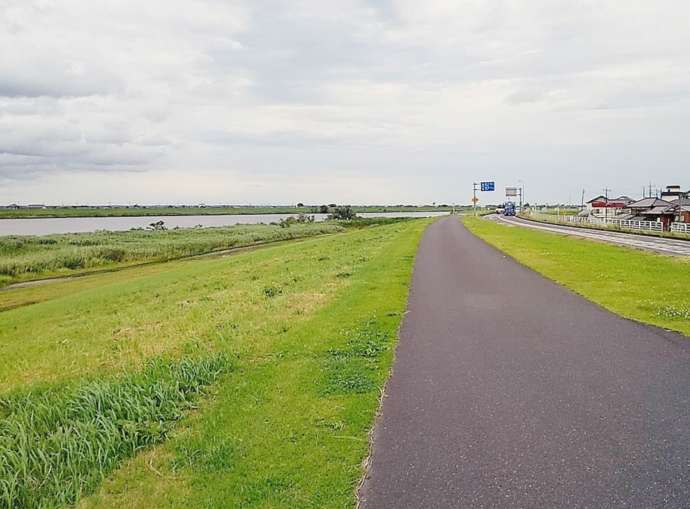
[0,211,449,236]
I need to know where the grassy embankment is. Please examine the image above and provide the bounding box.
[0,223,343,288]
[0,205,457,219]
[464,217,690,336]
[0,217,432,508]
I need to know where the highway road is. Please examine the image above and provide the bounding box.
[358,216,690,508]
[495,214,690,256]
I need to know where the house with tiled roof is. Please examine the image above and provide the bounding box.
[626,198,676,230]
[584,186,688,230]
[670,198,690,224]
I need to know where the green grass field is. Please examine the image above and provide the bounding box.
[0,223,343,288]
[0,217,432,508]
[464,217,690,337]
[0,205,457,219]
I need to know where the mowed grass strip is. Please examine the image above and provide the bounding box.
[0,221,420,393]
[0,222,342,287]
[464,216,690,336]
[75,219,429,508]
[0,355,228,509]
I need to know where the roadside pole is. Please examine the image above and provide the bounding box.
[677,195,685,229]
[474,181,494,215]
[604,187,611,224]
[473,182,478,216]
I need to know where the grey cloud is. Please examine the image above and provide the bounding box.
[0,121,167,175]
[197,128,366,147]
[0,72,123,100]
[2,0,690,204]
[205,1,431,103]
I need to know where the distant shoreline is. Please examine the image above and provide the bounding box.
[0,205,458,220]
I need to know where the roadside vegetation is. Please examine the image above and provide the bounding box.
[0,223,342,287]
[531,208,580,216]
[464,217,690,337]
[0,205,458,219]
[0,217,431,507]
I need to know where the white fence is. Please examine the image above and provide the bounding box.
[604,218,663,232]
[671,222,690,234]
[527,212,664,232]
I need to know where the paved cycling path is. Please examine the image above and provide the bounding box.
[358,216,690,508]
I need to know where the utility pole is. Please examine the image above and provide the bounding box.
[473,182,478,216]
[581,189,586,210]
[677,193,686,225]
[603,187,612,223]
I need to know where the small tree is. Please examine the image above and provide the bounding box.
[329,206,357,220]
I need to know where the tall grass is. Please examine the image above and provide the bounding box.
[0,354,229,509]
[0,223,342,285]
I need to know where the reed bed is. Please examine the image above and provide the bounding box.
[0,354,229,509]
[0,223,342,285]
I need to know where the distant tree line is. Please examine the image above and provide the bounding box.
[307,204,354,216]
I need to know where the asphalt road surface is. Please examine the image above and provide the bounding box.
[496,215,690,256]
[358,216,690,508]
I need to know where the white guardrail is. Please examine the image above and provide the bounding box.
[526,212,666,232]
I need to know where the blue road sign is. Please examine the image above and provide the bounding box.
[481,181,495,192]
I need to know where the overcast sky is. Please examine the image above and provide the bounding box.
[1,0,689,205]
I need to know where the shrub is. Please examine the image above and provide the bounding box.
[279,214,316,228]
[97,247,127,262]
[263,286,283,298]
[328,206,357,221]
[58,253,86,270]
[0,239,25,253]
[147,220,167,231]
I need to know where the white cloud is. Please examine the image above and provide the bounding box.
[1,0,690,204]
